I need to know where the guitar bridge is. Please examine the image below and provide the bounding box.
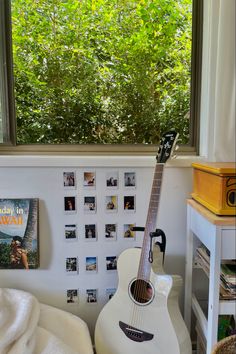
[119,321,154,342]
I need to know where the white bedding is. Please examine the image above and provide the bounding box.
[0,288,93,354]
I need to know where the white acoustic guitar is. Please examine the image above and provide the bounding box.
[95,131,192,354]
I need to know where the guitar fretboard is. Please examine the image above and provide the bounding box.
[137,163,164,280]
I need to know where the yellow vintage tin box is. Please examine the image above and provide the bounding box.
[191,162,236,215]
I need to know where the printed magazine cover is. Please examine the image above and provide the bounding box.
[0,198,39,269]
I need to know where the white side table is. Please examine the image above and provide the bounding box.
[184,199,236,354]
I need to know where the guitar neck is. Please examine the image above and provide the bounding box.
[138,163,164,280]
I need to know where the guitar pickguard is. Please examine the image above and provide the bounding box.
[119,321,154,342]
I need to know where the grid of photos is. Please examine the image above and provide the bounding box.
[62,170,137,304]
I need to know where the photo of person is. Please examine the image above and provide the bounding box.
[85,224,97,241]
[86,289,97,303]
[106,256,117,271]
[10,236,29,269]
[123,224,136,239]
[84,196,96,213]
[105,224,117,240]
[63,171,76,188]
[124,172,136,188]
[106,171,118,188]
[66,257,78,274]
[86,257,97,272]
[83,172,96,187]
[66,289,78,303]
[124,195,135,211]
[65,224,77,240]
[105,196,118,212]
[64,196,76,213]
[106,288,116,300]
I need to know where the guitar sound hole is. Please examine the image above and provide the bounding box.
[129,278,154,305]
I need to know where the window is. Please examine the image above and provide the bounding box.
[0,0,202,154]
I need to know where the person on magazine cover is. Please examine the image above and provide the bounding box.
[10,236,29,269]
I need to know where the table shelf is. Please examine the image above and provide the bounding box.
[184,199,236,354]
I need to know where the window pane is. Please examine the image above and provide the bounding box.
[0,0,7,144]
[11,0,193,145]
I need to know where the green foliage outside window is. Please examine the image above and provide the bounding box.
[11,0,192,145]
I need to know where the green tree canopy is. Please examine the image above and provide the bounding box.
[11,0,192,144]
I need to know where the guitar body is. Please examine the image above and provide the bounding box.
[96,132,191,354]
[95,248,192,354]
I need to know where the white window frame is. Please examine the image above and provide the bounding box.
[0,0,203,156]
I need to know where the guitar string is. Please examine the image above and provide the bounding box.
[131,166,163,329]
[130,165,164,330]
[131,192,153,328]
[132,175,163,330]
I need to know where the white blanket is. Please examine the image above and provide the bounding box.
[0,288,93,354]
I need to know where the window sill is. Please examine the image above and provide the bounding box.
[0,154,205,168]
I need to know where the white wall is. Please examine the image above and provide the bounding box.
[0,157,193,337]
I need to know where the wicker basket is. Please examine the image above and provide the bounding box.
[211,335,236,354]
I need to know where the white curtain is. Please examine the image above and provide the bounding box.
[200,0,235,162]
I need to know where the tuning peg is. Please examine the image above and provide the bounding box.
[172,154,178,159]
[175,145,179,151]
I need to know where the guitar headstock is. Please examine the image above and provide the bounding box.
[156,131,179,163]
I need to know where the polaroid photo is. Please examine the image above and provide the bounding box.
[65,224,77,241]
[66,289,79,304]
[106,256,117,271]
[85,224,97,241]
[106,171,118,189]
[85,256,97,272]
[86,289,98,303]
[105,224,117,241]
[105,195,118,213]
[64,196,76,214]
[65,257,78,274]
[123,224,136,239]
[63,171,76,189]
[84,196,96,214]
[106,288,116,301]
[83,171,96,188]
[124,172,136,189]
[124,195,136,212]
